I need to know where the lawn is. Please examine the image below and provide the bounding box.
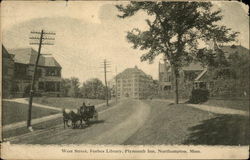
[204,99,249,112]
[2,100,117,140]
[32,97,106,109]
[124,100,249,145]
[2,101,59,126]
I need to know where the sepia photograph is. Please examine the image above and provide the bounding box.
[1,0,249,159]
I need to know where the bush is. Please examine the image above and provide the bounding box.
[189,89,209,104]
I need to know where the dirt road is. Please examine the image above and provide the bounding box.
[11,99,151,145]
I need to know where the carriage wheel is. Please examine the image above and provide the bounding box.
[75,120,82,128]
[67,119,73,128]
[93,113,98,121]
[85,119,90,126]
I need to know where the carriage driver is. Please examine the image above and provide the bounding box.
[80,102,87,114]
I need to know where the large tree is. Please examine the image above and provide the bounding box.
[61,78,71,97]
[81,78,106,99]
[116,1,238,103]
[62,77,81,97]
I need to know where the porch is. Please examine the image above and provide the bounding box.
[38,81,61,97]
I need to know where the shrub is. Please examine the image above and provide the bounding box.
[189,89,209,104]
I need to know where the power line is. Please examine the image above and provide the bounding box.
[27,30,55,131]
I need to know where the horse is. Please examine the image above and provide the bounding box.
[62,105,97,129]
[62,108,84,128]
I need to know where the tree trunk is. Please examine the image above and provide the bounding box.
[172,65,179,104]
[174,72,179,104]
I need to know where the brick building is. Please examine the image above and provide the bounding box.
[2,45,15,98]
[110,66,154,99]
[8,48,62,97]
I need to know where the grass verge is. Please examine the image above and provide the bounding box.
[203,99,249,112]
[124,99,249,145]
[3,100,118,140]
[2,101,59,126]
[32,97,106,109]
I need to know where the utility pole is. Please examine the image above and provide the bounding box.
[100,59,111,106]
[115,66,118,104]
[104,59,108,106]
[28,30,55,130]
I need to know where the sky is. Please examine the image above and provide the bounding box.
[1,1,249,84]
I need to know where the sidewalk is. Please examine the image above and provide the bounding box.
[3,98,61,111]
[2,98,113,132]
[186,103,248,116]
[154,99,249,116]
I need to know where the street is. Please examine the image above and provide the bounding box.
[10,99,150,144]
[8,98,249,145]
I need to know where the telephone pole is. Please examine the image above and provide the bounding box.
[100,59,111,106]
[115,66,118,104]
[28,30,55,130]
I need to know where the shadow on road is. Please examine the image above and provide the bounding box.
[184,114,249,145]
[71,120,105,129]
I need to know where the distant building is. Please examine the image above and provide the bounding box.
[108,78,116,97]
[110,66,154,99]
[159,44,250,98]
[2,45,15,98]
[194,45,250,92]
[159,59,204,96]
[8,48,62,97]
[158,58,172,92]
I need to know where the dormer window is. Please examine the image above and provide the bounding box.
[46,68,60,76]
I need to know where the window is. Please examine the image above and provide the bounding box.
[164,86,171,90]
[46,68,60,76]
[38,82,44,90]
[45,82,56,92]
[168,75,171,82]
[56,82,60,91]
[14,64,27,79]
[36,69,42,78]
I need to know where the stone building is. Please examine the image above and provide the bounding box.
[194,45,250,97]
[110,66,154,99]
[2,45,15,98]
[9,48,62,97]
[158,58,204,98]
[158,45,250,98]
[158,59,172,92]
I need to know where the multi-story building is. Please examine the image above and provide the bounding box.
[159,44,250,98]
[108,78,116,97]
[2,45,15,98]
[110,66,154,99]
[158,58,172,92]
[8,48,62,97]
[158,56,204,98]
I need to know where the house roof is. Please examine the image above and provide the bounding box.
[2,45,12,58]
[163,62,204,73]
[220,45,249,57]
[194,45,249,81]
[116,66,152,79]
[8,48,61,68]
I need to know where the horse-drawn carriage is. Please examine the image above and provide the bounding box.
[62,105,98,129]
